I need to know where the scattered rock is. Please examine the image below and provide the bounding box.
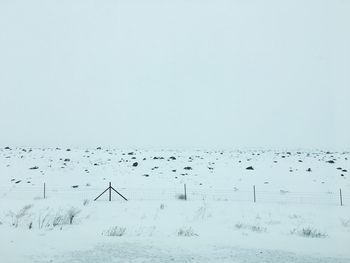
[132,162,138,167]
[184,166,192,170]
[246,166,254,170]
[29,166,39,170]
[306,168,312,172]
[72,185,79,188]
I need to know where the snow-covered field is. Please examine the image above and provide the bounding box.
[0,147,349,262]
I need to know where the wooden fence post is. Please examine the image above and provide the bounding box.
[94,182,128,202]
[253,185,256,203]
[340,188,343,206]
[109,182,112,201]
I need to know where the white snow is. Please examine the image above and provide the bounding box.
[0,147,349,262]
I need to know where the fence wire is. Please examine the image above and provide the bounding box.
[0,184,348,206]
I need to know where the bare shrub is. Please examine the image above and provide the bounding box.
[290,227,327,238]
[52,211,67,227]
[288,214,301,219]
[8,204,33,227]
[102,226,126,237]
[340,219,350,228]
[178,227,198,237]
[38,207,80,229]
[38,212,51,229]
[235,223,267,233]
[176,194,186,200]
[194,205,211,220]
[66,207,81,225]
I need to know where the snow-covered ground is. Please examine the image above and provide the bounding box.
[0,147,349,262]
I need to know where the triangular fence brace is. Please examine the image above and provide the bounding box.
[94,182,128,201]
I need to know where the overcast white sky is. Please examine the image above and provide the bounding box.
[0,0,349,149]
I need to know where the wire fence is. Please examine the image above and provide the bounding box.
[0,183,349,206]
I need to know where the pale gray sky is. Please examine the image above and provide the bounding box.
[0,0,349,149]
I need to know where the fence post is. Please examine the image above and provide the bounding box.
[109,182,112,201]
[94,182,128,201]
[253,185,256,203]
[340,188,343,206]
[184,184,187,201]
[44,183,46,199]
